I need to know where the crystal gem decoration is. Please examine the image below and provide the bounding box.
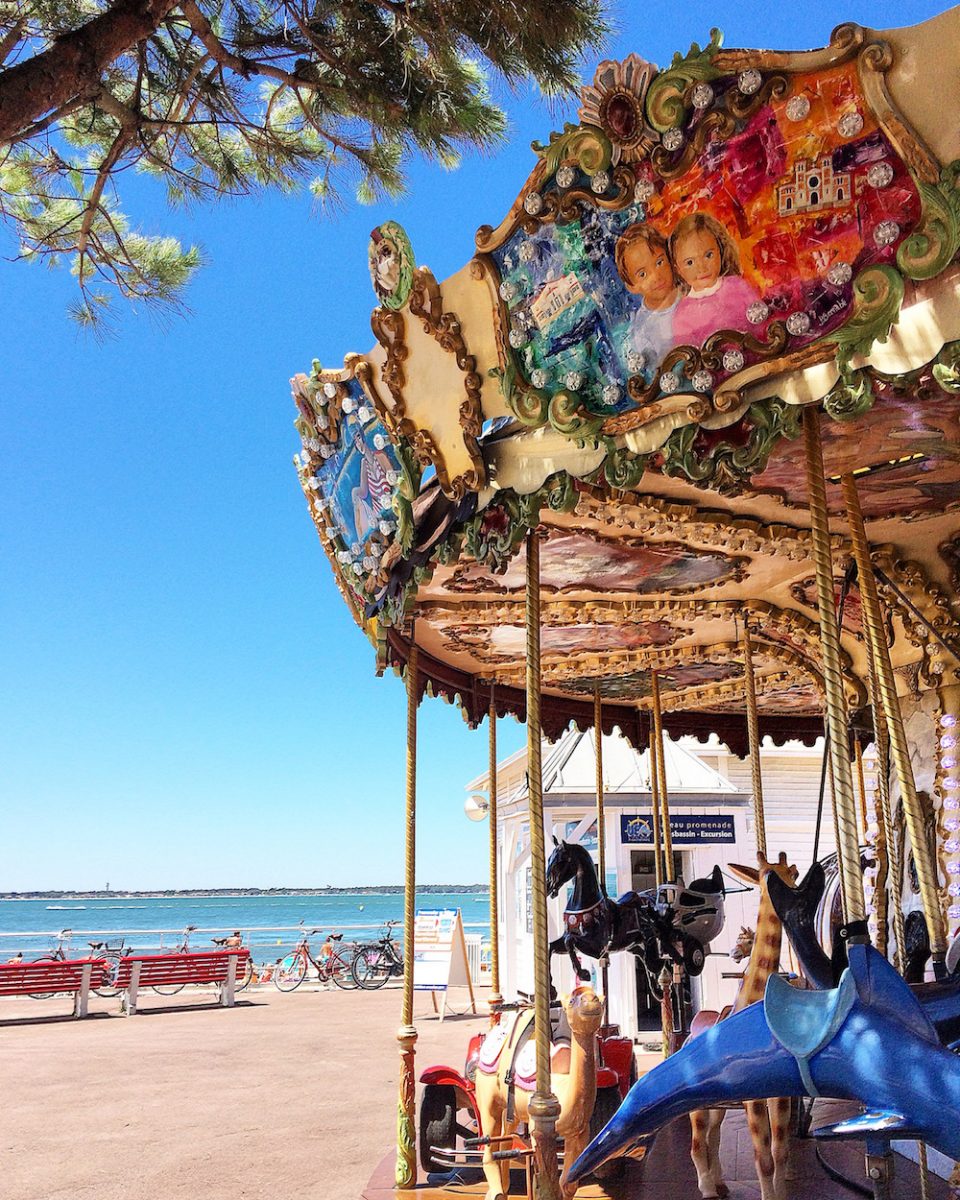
[499,280,516,301]
[341,397,356,413]
[373,434,387,450]
[556,165,576,189]
[747,300,769,325]
[591,170,611,194]
[315,414,328,431]
[523,191,544,215]
[565,371,585,390]
[626,349,646,373]
[867,161,894,189]
[634,178,655,204]
[827,262,853,287]
[602,383,621,404]
[519,241,535,263]
[662,127,684,152]
[722,349,745,373]
[738,68,762,95]
[692,370,713,393]
[337,549,351,564]
[509,327,528,349]
[362,556,376,572]
[838,111,864,138]
[358,406,373,423]
[324,526,336,540]
[787,311,812,336]
[320,444,335,459]
[378,519,393,535]
[785,95,810,121]
[659,371,679,394]
[530,368,549,389]
[874,219,900,247]
[691,82,714,109]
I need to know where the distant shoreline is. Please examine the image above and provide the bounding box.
[1,885,489,900]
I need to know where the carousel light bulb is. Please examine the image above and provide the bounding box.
[950,882,960,897]
[945,797,960,811]
[940,734,957,749]
[942,756,957,769]
[945,839,960,854]
[944,777,960,790]
[867,821,880,836]
[942,714,959,728]
[947,861,960,876]
[948,904,960,920]
[945,817,960,832]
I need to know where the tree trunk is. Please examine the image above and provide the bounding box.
[0,0,181,146]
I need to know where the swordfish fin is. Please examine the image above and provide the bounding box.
[766,861,836,989]
[847,944,940,1046]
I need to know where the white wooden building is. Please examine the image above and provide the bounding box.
[467,728,832,1041]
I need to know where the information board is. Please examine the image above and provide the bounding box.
[620,814,736,845]
[413,908,477,1020]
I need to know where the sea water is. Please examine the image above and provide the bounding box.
[0,892,491,963]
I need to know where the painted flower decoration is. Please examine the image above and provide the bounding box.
[578,54,658,164]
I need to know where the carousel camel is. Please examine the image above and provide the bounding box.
[688,851,798,1200]
[474,985,603,1200]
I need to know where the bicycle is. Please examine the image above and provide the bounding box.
[152,925,197,995]
[88,937,133,998]
[29,929,74,999]
[273,924,357,992]
[351,921,404,990]
[211,931,255,992]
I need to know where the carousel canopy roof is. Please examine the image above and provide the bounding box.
[292,9,960,753]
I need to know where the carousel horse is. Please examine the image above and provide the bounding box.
[545,838,724,989]
[567,942,960,1183]
[688,852,798,1200]
[767,861,960,1048]
[474,985,604,1200]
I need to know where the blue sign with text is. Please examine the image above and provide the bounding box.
[621,814,735,845]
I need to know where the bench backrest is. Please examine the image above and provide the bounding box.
[113,948,250,989]
[0,958,106,996]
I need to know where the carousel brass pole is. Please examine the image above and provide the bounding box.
[868,660,900,967]
[742,624,767,860]
[854,735,868,840]
[488,688,502,1022]
[648,716,665,887]
[651,671,674,881]
[594,687,607,890]
[396,639,419,1188]
[803,411,865,927]
[842,472,947,964]
[525,529,562,1200]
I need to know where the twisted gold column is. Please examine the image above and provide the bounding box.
[525,530,561,1200]
[743,625,767,860]
[396,639,419,1188]
[842,472,947,961]
[594,687,606,888]
[869,657,902,969]
[854,736,868,840]
[648,720,665,887]
[651,671,674,881]
[488,689,502,1022]
[804,412,865,924]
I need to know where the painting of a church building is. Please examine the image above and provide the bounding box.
[777,155,851,215]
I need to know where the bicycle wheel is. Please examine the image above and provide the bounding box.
[352,946,391,990]
[235,957,255,993]
[94,953,124,998]
[273,952,307,992]
[329,950,357,990]
[28,955,58,1000]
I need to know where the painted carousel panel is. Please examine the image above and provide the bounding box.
[442,531,746,597]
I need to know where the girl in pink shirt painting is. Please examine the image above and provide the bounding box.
[670,213,760,346]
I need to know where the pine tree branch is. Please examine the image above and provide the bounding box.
[0,0,181,147]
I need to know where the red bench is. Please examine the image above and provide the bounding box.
[0,957,107,1018]
[113,949,250,1015]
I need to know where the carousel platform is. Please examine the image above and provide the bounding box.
[363,1105,950,1199]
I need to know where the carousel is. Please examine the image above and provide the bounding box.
[291,8,960,1199]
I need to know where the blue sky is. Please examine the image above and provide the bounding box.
[0,0,944,890]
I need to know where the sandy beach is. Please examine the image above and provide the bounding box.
[1,982,487,1200]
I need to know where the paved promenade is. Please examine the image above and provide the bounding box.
[1,982,486,1199]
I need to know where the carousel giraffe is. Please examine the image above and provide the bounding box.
[688,851,798,1200]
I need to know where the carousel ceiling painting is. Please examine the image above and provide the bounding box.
[293,10,960,743]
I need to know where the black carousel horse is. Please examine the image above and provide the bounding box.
[545,838,721,995]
